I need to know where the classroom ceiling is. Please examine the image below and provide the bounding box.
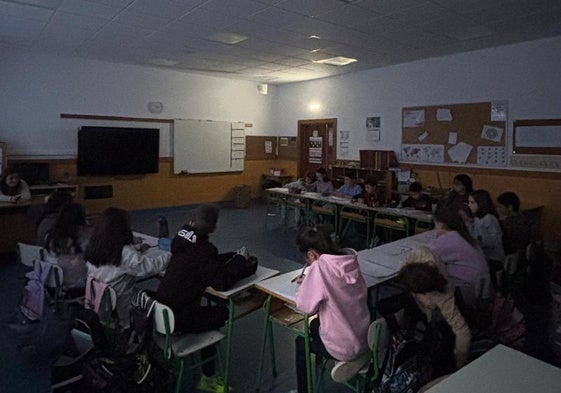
[1,0,560,85]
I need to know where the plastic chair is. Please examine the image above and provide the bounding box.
[316,318,390,393]
[265,191,287,226]
[84,277,118,328]
[338,205,373,249]
[311,204,338,232]
[373,212,410,243]
[17,242,45,277]
[151,300,226,393]
[41,261,64,301]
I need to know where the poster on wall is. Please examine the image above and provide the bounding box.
[401,144,444,163]
[366,116,381,141]
[309,136,323,164]
[339,130,350,157]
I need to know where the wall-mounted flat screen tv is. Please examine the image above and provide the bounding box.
[78,126,159,176]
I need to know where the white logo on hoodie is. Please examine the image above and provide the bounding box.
[177,229,197,243]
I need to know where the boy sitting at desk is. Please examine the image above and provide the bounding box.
[332,171,362,198]
[400,181,432,211]
[156,204,257,392]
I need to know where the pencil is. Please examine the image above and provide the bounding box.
[291,265,307,283]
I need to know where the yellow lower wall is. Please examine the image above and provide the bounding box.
[47,158,298,213]
[402,165,561,241]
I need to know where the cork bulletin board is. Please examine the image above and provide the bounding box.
[401,101,507,168]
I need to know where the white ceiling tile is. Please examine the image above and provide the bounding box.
[0,0,54,21]
[124,0,205,20]
[274,0,347,17]
[198,0,269,18]
[50,10,108,31]
[247,6,311,28]
[0,13,45,38]
[58,0,121,19]
[115,8,172,29]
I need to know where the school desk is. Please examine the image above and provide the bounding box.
[425,344,561,393]
[132,231,279,393]
[253,230,437,393]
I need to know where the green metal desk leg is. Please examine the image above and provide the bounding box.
[222,298,235,393]
[256,296,276,392]
[303,315,313,393]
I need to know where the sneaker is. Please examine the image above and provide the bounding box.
[134,352,152,384]
[330,353,370,383]
[197,374,232,393]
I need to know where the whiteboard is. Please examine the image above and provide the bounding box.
[173,119,245,174]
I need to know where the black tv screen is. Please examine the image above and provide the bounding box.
[78,126,159,176]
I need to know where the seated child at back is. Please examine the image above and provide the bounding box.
[496,191,532,254]
[293,224,370,392]
[44,202,92,293]
[156,204,257,391]
[313,167,334,196]
[0,167,31,203]
[333,171,362,198]
[401,181,432,211]
[353,176,383,207]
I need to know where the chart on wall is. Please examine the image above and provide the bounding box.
[400,101,507,168]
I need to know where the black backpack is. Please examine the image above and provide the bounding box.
[377,292,456,393]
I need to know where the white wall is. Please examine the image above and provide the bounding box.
[0,50,275,156]
[272,36,561,166]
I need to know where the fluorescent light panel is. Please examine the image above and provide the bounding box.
[314,56,357,66]
[207,32,248,45]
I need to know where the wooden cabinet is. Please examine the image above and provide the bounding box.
[330,164,395,201]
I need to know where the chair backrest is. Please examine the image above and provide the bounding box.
[41,261,64,299]
[369,318,390,380]
[152,300,176,335]
[18,242,45,267]
[85,276,117,326]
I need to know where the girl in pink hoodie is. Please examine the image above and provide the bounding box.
[294,224,370,393]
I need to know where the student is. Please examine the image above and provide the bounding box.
[353,176,382,207]
[313,167,334,196]
[444,174,473,215]
[398,247,471,369]
[0,167,31,203]
[44,202,91,294]
[496,191,532,254]
[35,189,74,246]
[333,171,362,198]
[85,207,170,329]
[284,171,317,192]
[430,206,492,309]
[156,204,257,393]
[401,181,432,211]
[464,189,505,289]
[293,224,370,392]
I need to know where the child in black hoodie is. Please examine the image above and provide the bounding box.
[156,204,257,391]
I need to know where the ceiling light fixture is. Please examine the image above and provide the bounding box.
[313,56,357,66]
[309,35,321,39]
[311,49,321,53]
[207,32,248,45]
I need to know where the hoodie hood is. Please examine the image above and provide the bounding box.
[319,250,360,285]
[170,224,209,254]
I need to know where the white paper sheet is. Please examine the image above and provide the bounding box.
[403,109,425,127]
[481,125,504,142]
[448,132,457,144]
[418,131,428,141]
[447,141,473,163]
[436,108,453,121]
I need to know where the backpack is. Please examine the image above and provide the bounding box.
[6,260,72,365]
[492,292,526,351]
[377,292,456,393]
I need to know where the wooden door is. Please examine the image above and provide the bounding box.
[298,119,337,177]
